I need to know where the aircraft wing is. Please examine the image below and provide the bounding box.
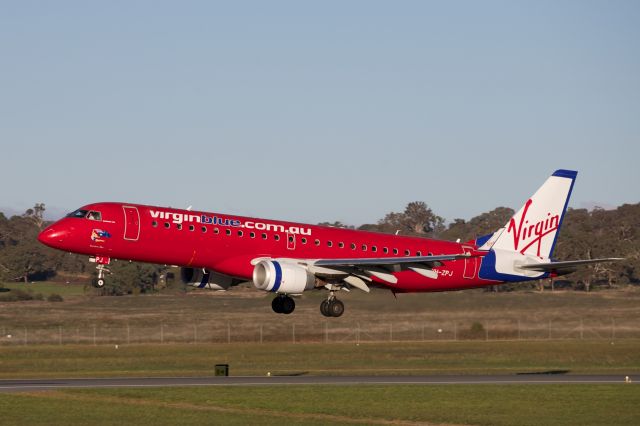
[307,253,474,289]
[519,258,624,273]
[313,253,472,268]
[251,253,474,293]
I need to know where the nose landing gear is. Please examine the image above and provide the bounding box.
[95,264,110,287]
[90,256,111,288]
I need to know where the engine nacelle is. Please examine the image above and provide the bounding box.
[181,267,232,291]
[252,260,315,294]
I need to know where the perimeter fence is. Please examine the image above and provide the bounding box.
[1,316,639,346]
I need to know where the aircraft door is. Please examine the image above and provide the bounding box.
[123,206,140,241]
[462,246,477,279]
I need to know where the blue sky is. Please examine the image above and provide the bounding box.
[1,1,639,225]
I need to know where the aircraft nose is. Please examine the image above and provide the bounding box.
[38,226,70,248]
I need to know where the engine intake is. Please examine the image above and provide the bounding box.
[252,260,314,294]
[180,267,232,291]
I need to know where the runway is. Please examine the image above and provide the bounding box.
[0,374,636,392]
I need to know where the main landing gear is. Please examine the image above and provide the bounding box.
[272,295,295,315]
[320,295,344,317]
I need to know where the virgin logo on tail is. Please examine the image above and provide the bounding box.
[507,199,560,257]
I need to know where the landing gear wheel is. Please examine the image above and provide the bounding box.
[281,297,295,315]
[320,300,331,317]
[96,278,105,288]
[272,296,295,314]
[329,299,344,317]
[320,298,345,317]
[271,296,284,314]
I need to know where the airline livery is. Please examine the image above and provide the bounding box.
[38,170,620,317]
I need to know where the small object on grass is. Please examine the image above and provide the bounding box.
[115,345,119,349]
[437,328,443,333]
[6,334,11,339]
[215,364,229,376]
[625,376,631,383]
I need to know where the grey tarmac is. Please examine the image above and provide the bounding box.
[0,374,637,392]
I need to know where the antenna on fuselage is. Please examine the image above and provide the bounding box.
[186,205,193,211]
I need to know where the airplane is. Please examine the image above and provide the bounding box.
[38,170,621,317]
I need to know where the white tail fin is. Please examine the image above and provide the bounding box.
[479,170,577,279]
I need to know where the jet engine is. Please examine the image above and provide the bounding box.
[252,260,315,294]
[180,267,233,291]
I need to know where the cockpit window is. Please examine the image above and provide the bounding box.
[87,211,102,221]
[65,209,102,221]
[67,209,88,218]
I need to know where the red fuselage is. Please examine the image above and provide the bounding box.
[39,202,496,292]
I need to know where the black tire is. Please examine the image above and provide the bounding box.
[281,297,295,314]
[93,278,105,288]
[271,296,283,314]
[329,299,344,317]
[320,300,331,317]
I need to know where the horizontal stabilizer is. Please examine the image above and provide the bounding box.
[519,258,624,273]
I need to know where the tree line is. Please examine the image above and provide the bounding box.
[1,201,638,294]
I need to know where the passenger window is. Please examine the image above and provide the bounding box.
[250,232,256,238]
[393,248,398,255]
[152,221,158,227]
[189,225,195,232]
[404,249,410,256]
[327,241,333,247]
[176,223,182,230]
[314,239,320,246]
[371,246,377,252]
[201,226,207,233]
[350,243,356,250]
[301,237,307,244]
[416,251,422,256]
[289,235,295,243]
[383,247,389,254]
[338,242,344,248]
[361,244,367,251]
[164,222,170,229]
[214,228,220,234]
[262,233,268,240]
[226,229,231,236]
[238,230,243,237]
[274,234,280,241]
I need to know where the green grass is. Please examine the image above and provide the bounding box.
[1,384,638,426]
[0,340,639,379]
